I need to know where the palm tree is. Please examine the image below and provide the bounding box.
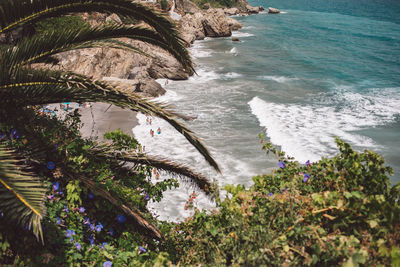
[0,0,220,242]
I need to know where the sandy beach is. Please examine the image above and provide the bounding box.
[79,103,138,141]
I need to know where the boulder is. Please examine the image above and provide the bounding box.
[148,55,191,80]
[203,3,211,9]
[259,6,265,11]
[179,13,206,44]
[224,7,239,16]
[268,7,280,14]
[226,16,242,31]
[245,4,260,14]
[201,9,232,37]
[135,79,166,97]
[232,37,239,42]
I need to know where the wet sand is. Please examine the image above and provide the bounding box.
[79,103,138,141]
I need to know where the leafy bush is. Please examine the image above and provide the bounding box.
[167,136,400,266]
[160,0,169,11]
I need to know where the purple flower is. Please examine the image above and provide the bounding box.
[138,246,147,253]
[83,217,90,225]
[306,160,311,167]
[65,229,75,237]
[267,193,273,197]
[89,224,95,231]
[109,228,114,236]
[52,182,60,191]
[89,235,94,245]
[11,129,19,139]
[95,222,103,232]
[0,132,6,140]
[75,242,81,250]
[47,194,54,200]
[278,161,285,169]
[46,161,55,170]
[79,207,85,213]
[99,242,108,249]
[116,214,127,223]
[103,261,113,267]
[56,217,61,225]
[303,173,310,183]
[88,192,95,199]
[63,205,69,213]
[58,191,63,195]
[145,193,150,201]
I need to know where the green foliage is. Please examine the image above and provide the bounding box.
[192,0,238,9]
[35,16,88,34]
[160,0,168,11]
[167,138,400,266]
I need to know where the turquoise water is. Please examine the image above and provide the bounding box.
[136,0,400,220]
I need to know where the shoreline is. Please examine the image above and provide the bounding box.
[77,2,265,140]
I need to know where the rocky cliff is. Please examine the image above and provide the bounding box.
[44,0,263,97]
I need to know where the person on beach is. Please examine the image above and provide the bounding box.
[157,127,161,135]
[150,129,154,137]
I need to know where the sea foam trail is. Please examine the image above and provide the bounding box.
[259,75,299,83]
[249,88,400,162]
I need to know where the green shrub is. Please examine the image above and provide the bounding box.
[160,0,168,11]
[167,137,400,266]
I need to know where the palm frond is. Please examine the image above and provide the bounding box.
[0,0,193,72]
[0,70,221,173]
[92,144,215,195]
[0,143,47,242]
[8,25,179,68]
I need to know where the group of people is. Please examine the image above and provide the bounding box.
[149,127,161,137]
[146,115,161,137]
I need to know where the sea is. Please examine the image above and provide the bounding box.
[133,0,400,221]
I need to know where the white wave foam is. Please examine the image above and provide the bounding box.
[249,88,400,162]
[189,68,221,82]
[223,72,242,79]
[229,47,237,54]
[280,11,288,14]
[154,89,183,103]
[189,41,213,58]
[260,75,299,83]
[232,32,254,38]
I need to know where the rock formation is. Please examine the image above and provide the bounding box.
[36,0,262,96]
[179,8,242,44]
[268,7,280,14]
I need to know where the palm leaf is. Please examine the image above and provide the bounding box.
[9,24,184,68]
[0,70,221,173]
[92,144,215,195]
[0,143,47,242]
[0,0,193,72]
